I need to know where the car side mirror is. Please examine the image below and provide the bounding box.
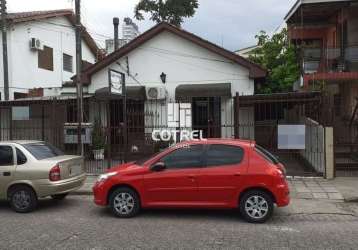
[150,162,166,172]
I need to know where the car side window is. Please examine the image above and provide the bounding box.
[16,148,27,165]
[160,145,204,169]
[0,146,14,166]
[205,144,244,167]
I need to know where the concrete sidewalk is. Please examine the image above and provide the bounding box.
[331,177,358,202]
[74,175,98,195]
[73,175,358,203]
[286,177,357,202]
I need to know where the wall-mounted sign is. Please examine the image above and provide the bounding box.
[12,106,30,121]
[278,125,305,150]
[108,69,125,95]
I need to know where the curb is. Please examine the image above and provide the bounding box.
[344,197,358,203]
[286,176,324,180]
[70,190,93,196]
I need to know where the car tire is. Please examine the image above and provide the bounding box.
[109,187,140,218]
[9,185,38,213]
[239,190,274,223]
[51,193,69,200]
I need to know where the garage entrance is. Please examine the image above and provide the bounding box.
[237,92,324,177]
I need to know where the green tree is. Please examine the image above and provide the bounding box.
[248,29,300,93]
[134,0,199,27]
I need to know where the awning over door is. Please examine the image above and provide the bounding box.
[175,83,231,100]
[94,86,146,101]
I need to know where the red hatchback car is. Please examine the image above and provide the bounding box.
[93,139,290,223]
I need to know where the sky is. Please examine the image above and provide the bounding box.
[7,0,297,51]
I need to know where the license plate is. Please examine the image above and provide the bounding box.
[69,164,82,177]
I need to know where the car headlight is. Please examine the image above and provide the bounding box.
[97,172,117,182]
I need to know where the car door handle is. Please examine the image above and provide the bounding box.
[234,173,241,177]
[3,172,11,177]
[187,175,196,181]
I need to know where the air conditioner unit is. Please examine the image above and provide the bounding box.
[146,85,167,100]
[30,38,43,50]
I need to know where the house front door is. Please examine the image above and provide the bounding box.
[192,97,221,138]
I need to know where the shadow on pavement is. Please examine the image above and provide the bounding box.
[90,206,252,223]
[0,197,80,213]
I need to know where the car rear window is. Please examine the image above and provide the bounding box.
[255,145,279,164]
[23,143,64,160]
[205,144,244,167]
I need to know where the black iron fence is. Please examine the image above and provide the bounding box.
[0,96,238,174]
[0,92,337,176]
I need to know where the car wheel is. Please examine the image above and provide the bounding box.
[51,193,69,200]
[9,186,38,213]
[109,187,140,218]
[239,190,274,223]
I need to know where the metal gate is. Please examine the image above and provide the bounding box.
[236,92,324,177]
[323,93,358,177]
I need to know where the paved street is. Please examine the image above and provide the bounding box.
[1,196,358,250]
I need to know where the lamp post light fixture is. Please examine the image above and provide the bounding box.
[160,72,167,84]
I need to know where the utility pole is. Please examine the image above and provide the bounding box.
[1,0,9,100]
[75,0,83,155]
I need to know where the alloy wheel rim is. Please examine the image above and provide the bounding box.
[113,192,135,215]
[13,191,31,210]
[244,195,268,219]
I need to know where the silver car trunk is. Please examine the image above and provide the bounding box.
[41,156,84,180]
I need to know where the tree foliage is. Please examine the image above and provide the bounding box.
[134,0,199,27]
[248,29,300,93]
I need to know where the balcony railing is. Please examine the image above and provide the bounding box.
[302,47,358,73]
[303,48,321,60]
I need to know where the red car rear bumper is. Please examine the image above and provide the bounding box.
[275,183,290,207]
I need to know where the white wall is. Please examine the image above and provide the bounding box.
[300,118,325,174]
[89,31,255,135]
[220,98,255,139]
[89,31,254,98]
[0,16,96,100]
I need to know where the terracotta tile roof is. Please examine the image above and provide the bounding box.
[79,22,267,85]
[7,9,73,22]
[7,9,103,59]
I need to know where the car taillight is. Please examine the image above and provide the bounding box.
[49,165,61,181]
[276,163,287,176]
[276,168,285,180]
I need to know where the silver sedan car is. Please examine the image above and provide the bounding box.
[0,141,86,213]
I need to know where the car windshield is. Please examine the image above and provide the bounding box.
[23,142,64,160]
[135,152,161,166]
[255,145,280,164]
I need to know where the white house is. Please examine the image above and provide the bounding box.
[76,22,266,142]
[0,21,266,163]
[0,9,102,100]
